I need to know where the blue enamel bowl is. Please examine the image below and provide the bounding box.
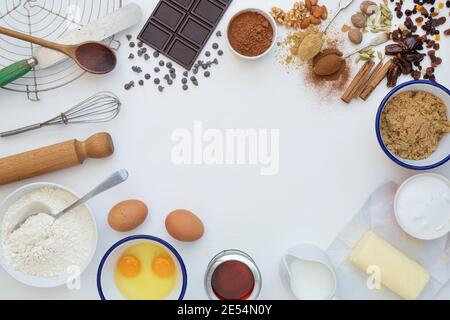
[376,80,450,170]
[97,235,187,300]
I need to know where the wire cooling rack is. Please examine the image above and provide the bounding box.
[0,0,122,101]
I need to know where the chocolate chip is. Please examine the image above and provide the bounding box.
[166,62,173,68]
[216,31,222,37]
[218,50,223,56]
[144,54,150,60]
[164,74,170,80]
[139,80,144,86]
[182,78,188,84]
[124,84,131,90]
[212,43,219,50]
[193,68,198,74]
[154,78,160,85]
[204,71,210,77]
[137,42,143,48]
[183,71,189,77]
[128,53,134,59]
[126,34,132,41]
[169,68,176,73]
[159,60,165,66]
[154,67,160,72]
[145,73,151,80]
[158,86,164,92]
[131,66,142,73]
[153,51,160,58]
[170,73,176,79]
[182,84,188,91]
[129,42,135,48]
[167,79,173,85]
[205,51,211,57]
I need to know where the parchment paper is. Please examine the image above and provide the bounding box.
[326,182,450,300]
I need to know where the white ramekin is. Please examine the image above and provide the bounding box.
[226,8,278,60]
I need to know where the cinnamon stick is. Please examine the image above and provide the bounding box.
[341,60,375,103]
[354,60,383,98]
[360,59,394,100]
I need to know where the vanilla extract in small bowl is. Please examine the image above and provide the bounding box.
[205,249,261,300]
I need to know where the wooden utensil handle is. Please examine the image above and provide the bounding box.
[0,132,114,185]
[0,26,65,52]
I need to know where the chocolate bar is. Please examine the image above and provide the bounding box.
[138,0,233,69]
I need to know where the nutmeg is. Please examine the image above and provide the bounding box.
[360,1,377,15]
[351,13,367,28]
[348,28,363,44]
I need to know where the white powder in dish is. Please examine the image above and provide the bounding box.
[1,187,96,278]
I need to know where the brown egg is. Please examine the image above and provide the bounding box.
[165,209,204,242]
[108,200,148,232]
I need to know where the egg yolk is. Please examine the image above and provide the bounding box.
[152,255,175,278]
[118,255,141,277]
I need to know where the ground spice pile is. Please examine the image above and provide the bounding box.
[381,90,450,160]
[228,12,274,57]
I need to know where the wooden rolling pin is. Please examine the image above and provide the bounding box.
[0,132,114,185]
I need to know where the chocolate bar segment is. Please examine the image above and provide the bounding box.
[179,17,211,47]
[138,0,233,69]
[167,38,198,67]
[153,1,185,31]
[192,0,224,25]
[139,22,172,50]
[171,0,196,10]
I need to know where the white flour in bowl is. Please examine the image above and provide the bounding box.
[1,187,96,277]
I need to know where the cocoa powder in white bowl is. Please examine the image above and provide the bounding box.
[226,8,277,60]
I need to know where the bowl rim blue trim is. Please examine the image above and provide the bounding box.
[375,80,450,170]
[96,234,188,300]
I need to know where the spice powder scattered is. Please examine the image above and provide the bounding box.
[228,12,274,57]
[381,91,450,160]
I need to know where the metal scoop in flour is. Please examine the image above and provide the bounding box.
[11,169,129,232]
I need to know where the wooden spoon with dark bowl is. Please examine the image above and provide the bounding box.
[0,26,116,74]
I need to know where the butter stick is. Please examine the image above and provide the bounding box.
[349,231,430,300]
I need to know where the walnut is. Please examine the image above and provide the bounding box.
[270,7,286,25]
[271,2,308,29]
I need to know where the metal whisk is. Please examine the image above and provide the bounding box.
[0,91,121,137]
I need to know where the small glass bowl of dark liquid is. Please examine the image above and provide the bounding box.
[205,249,262,300]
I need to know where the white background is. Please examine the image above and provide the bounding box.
[0,0,449,299]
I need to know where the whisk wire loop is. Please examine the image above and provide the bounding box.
[0,91,121,137]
